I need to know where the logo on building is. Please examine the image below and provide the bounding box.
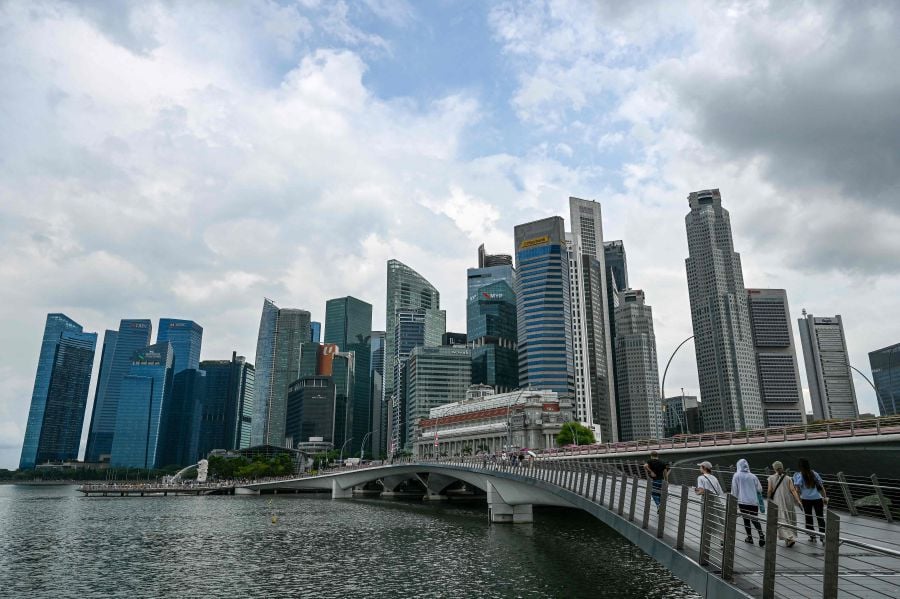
[520,235,550,249]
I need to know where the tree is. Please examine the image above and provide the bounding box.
[556,421,596,446]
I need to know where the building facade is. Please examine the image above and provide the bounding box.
[684,189,764,432]
[199,352,255,452]
[370,331,386,457]
[798,312,859,421]
[415,389,570,457]
[869,343,900,417]
[286,375,339,447]
[468,277,518,393]
[566,234,595,429]
[158,368,205,467]
[746,289,805,426]
[85,319,153,462]
[20,314,97,469]
[569,198,617,443]
[603,240,628,438]
[110,342,174,469]
[405,345,472,449]
[156,318,203,374]
[614,289,664,441]
[514,217,575,403]
[251,299,311,447]
[663,395,702,437]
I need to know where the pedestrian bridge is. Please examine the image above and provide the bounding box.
[239,459,900,599]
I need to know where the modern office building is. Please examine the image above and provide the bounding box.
[325,296,372,456]
[109,342,174,469]
[514,216,575,403]
[251,299,311,447]
[869,343,900,417]
[468,279,519,393]
[286,375,339,446]
[442,332,467,346]
[370,331,386,457]
[685,189,764,432]
[569,197,617,442]
[416,388,570,458]
[467,244,516,299]
[331,351,354,452]
[199,352,255,452]
[604,240,628,437]
[85,319,153,462]
[566,234,595,430]
[798,312,859,421]
[158,368,205,467]
[663,394,702,437]
[310,321,321,343]
[746,289,805,426]
[613,289,664,441]
[405,345,472,448]
[20,314,97,469]
[156,318,203,374]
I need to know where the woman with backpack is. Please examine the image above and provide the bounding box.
[793,457,829,543]
[767,460,802,547]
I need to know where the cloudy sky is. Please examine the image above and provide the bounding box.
[1,0,898,469]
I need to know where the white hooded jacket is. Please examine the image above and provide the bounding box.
[730,459,762,506]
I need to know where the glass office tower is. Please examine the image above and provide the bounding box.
[370,331,386,457]
[157,318,203,374]
[158,368,205,467]
[85,319,152,462]
[200,352,255,450]
[869,343,900,417]
[20,314,97,469]
[468,279,519,392]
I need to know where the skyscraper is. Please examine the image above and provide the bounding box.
[370,331,386,456]
[85,319,152,462]
[613,289,663,441]
[157,319,203,374]
[200,352,255,451]
[20,314,97,469]
[569,198,617,442]
[685,189,764,432]
[251,299,311,447]
[157,368,205,467]
[604,240,628,436]
[747,289,805,426]
[798,312,858,421]
[110,342,174,469]
[325,296,373,455]
[310,321,321,343]
[405,345,472,448]
[468,278,519,393]
[566,234,594,427]
[514,217,575,403]
[286,375,338,446]
[868,343,900,417]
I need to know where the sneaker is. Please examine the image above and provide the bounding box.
[809,535,817,543]
[745,536,754,543]
[759,537,766,547]
[786,540,795,547]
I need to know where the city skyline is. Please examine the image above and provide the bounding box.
[2,1,899,469]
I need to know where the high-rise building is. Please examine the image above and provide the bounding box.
[199,352,255,452]
[251,299,311,447]
[603,240,628,437]
[286,375,338,446]
[405,345,472,448]
[613,289,663,441]
[868,343,900,417]
[158,368,205,467]
[566,234,595,429]
[468,245,516,299]
[798,312,858,421]
[331,351,354,452]
[388,308,445,454]
[20,314,97,469]
[370,331,386,457]
[156,319,203,374]
[685,189,764,432]
[110,342,174,469]
[85,319,152,462]
[568,198,617,442]
[514,217,575,403]
[746,289,805,426]
[384,259,441,412]
[478,243,514,268]
[442,332,467,346]
[663,394,702,437]
[468,279,519,394]
[325,296,372,456]
[310,321,321,343]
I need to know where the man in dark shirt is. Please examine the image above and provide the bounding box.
[643,450,669,507]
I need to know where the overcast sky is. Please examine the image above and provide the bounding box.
[2,0,898,469]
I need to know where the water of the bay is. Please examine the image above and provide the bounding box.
[0,484,699,598]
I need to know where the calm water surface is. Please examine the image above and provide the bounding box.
[0,484,699,598]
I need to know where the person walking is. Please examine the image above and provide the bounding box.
[792,457,828,543]
[767,461,802,547]
[732,458,766,546]
[695,461,724,497]
[643,450,669,507]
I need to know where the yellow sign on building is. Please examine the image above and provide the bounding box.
[520,235,550,249]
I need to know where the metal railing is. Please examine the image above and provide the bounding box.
[422,456,900,599]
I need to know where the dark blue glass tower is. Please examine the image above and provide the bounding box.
[158,368,205,467]
[85,319,152,462]
[870,343,900,417]
[199,352,254,452]
[20,314,97,469]
[110,342,174,468]
[468,279,519,393]
[310,321,321,343]
[514,217,575,400]
[157,318,203,374]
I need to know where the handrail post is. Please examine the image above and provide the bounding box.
[600,472,608,506]
[629,476,638,522]
[721,494,738,581]
[676,485,689,550]
[871,474,894,522]
[609,472,618,509]
[592,467,600,503]
[580,463,588,496]
[618,473,627,516]
[698,492,712,566]
[826,422,831,438]
[762,500,779,599]
[877,418,881,435]
[657,481,669,538]
[642,476,653,529]
[822,510,841,599]
[836,472,858,516]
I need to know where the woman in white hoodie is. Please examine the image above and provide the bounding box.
[731,458,765,547]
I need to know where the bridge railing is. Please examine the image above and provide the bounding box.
[425,457,900,598]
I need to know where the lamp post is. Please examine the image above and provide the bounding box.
[849,365,886,417]
[660,335,694,435]
[359,431,373,461]
[338,438,353,466]
[506,389,528,453]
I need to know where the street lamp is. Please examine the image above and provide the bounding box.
[563,421,579,447]
[660,335,694,436]
[506,389,528,453]
[338,438,353,466]
[849,365,887,416]
[359,431,373,461]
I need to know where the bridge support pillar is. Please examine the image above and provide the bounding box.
[486,481,533,523]
[332,480,352,499]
